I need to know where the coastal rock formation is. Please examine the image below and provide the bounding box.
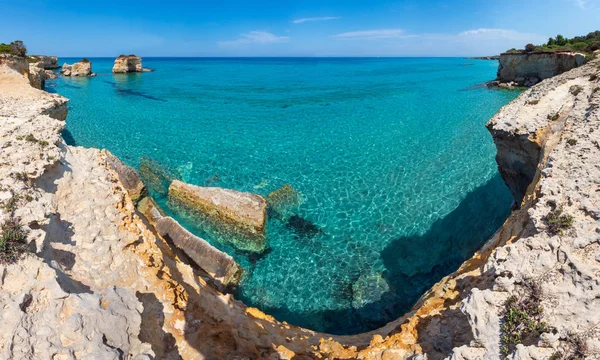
[104,151,147,203]
[112,54,151,73]
[29,55,60,69]
[27,61,45,90]
[60,60,95,77]
[168,180,268,252]
[497,51,586,85]
[156,216,244,289]
[267,184,303,219]
[2,40,600,359]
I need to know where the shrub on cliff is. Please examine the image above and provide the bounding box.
[525,43,536,52]
[81,58,90,63]
[0,217,28,264]
[0,40,27,57]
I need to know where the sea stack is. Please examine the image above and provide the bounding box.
[112,54,151,73]
[60,58,96,77]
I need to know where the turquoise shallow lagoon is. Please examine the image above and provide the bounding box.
[50,57,519,334]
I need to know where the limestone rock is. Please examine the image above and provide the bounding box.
[29,55,60,69]
[156,216,243,288]
[267,184,303,219]
[112,55,145,73]
[352,271,390,310]
[104,151,147,203]
[168,180,268,252]
[27,61,46,90]
[497,52,586,84]
[61,60,95,77]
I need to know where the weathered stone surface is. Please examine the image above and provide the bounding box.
[29,55,60,69]
[104,150,146,203]
[168,180,268,252]
[61,60,95,77]
[136,196,165,223]
[112,55,144,73]
[156,216,243,288]
[27,61,45,90]
[352,271,390,310]
[497,52,586,83]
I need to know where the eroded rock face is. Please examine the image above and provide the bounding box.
[497,52,586,83]
[112,55,143,73]
[27,61,46,90]
[104,151,147,203]
[61,60,95,77]
[29,55,60,69]
[168,180,268,252]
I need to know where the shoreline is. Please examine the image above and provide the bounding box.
[1,54,599,358]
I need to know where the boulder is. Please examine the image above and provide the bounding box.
[29,55,60,69]
[104,151,147,203]
[266,184,303,219]
[156,216,243,288]
[168,180,267,252]
[113,55,145,73]
[44,69,57,80]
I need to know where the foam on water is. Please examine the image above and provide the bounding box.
[50,57,519,334]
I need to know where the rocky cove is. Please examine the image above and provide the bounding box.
[1,51,600,360]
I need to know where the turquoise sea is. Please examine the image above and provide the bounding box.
[48,57,519,334]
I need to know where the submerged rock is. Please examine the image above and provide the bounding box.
[351,272,390,310]
[139,156,180,196]
[112,54,151,73]
[267,184,303,220]
[156,216,243,289]
[168,180,267,253]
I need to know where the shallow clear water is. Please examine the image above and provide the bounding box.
[50,57,518,334]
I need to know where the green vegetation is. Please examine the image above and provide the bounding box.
[567,138,578,146]
[506,30,600,57]
[0,40,27,57]
[81,58,90,63]
[500,282,548,358]
[545,207,574,235]
[548,113,560,121]
[0,217,28,264]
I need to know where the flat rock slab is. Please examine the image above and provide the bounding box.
[168,180,267,252]
[156,216,243,288]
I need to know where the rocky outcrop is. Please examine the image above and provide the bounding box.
[27,61,45,90]
[156,216,243,289]
[104,151,147,203]
[168,180,268,252]
[60,60,96,77]
[112,55,151,73]
[496,51,586,86]
[29,55,60,69]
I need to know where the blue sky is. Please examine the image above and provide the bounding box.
[1,0,598,57]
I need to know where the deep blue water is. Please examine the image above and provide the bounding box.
[49,57,518,334]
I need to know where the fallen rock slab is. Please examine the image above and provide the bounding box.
[104,150,146,203]
[156,216,243,288]
[168,180,267,252]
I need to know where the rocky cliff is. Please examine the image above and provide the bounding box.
[29,55,60,70]
[1,54,599,359]
[497,51,586,86]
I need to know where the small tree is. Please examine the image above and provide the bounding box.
[556,35,567,46]
[547,37,555,46]
[10,40,26,57]
[525,43,536,52]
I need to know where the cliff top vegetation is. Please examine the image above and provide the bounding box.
[504,30,600,57]
[0,40,27,57]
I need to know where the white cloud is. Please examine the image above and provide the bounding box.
[219,31,290,47]
[333,29,412,40]
[293,16,341,24]
[574,0,586,8]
